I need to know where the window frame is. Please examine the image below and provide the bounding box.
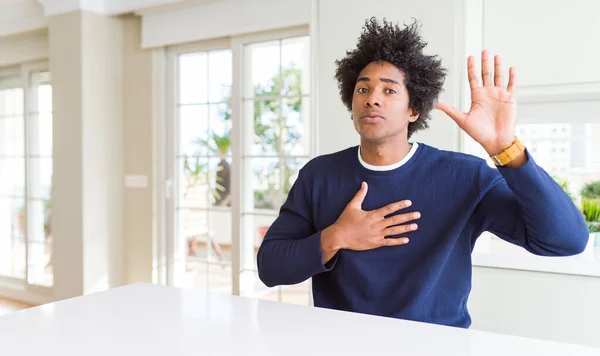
[165,38,231,288]
[162,25,314,302]
[0,60,53,303]
[461,83,600,274]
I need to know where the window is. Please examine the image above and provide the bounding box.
[240,35,311,304]
[0,74,25,281]
[165,28,312,305]
[515,122,600,202]
[0,64,53,289]
[462,98,600,246]
[170,43,234,293]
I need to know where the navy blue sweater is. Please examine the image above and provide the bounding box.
[256,143,589,328]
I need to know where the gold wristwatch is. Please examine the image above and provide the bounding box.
[490,137,525,166]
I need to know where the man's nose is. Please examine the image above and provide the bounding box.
[365,91,381,107]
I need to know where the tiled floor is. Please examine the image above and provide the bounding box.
[0,298,32,317]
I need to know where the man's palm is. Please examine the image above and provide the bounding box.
[436,50,518,155]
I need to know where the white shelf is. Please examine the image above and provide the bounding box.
[472,234,600,277]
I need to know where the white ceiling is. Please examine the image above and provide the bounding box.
[0,0,45,37]
[0,0,209,37]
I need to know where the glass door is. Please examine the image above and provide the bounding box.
[0,62,53,298]
[166,40,234,294]
[238,34,312,304]
[164,28,313,306]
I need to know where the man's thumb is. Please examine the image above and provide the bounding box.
[436,103,466,126]
[351,181,368,207]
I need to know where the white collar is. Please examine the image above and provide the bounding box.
[358,142,419,171]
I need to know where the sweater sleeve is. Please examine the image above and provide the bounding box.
[257,165,337,288]
[472,150,589,256]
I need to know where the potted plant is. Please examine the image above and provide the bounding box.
[581,181,600,247]
[183,104,232,207]
[581,181,600,200]
[581,199,600,246]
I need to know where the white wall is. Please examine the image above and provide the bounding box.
[140,0,311,48]
[483,0,600,87]
[469,267,600,348]
[0,31,48,68]
[314,0,462,155]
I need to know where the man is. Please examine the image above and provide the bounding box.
[256,17,588,328]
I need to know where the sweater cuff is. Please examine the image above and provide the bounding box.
[310,231,338,272]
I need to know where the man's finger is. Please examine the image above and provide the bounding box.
[349,181,368,208]
[372,199,412,218]
[381,237,410,247]
[383,223,418,236]
[467,55,481,90]
[481,49,492,86]
[507,67,516,93]
[494,55,503,87]
[381,211,421,228]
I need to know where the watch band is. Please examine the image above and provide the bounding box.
[490,137,525,166]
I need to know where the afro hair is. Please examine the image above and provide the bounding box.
[334,17,447,139]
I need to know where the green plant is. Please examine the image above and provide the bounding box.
[582,198,600,233]
[581,181,600,200]
[253,67,303,155]
[582,199,600,222]
[552,176,575,201]
[251,67,303,209]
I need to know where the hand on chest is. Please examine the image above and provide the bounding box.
[313,178,471,246]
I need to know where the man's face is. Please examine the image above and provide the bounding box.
[351,61,418,143]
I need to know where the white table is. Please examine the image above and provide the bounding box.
[1,283,599,356]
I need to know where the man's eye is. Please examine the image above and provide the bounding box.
[357,87,368,93]
[386,89,397,94]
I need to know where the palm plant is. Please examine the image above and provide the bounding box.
[183,102,232,206]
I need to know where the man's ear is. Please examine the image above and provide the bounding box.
[409,109,419,123]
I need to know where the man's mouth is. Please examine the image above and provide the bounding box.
[361,115,384,123]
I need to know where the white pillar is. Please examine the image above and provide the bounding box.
[49,10,125,300]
